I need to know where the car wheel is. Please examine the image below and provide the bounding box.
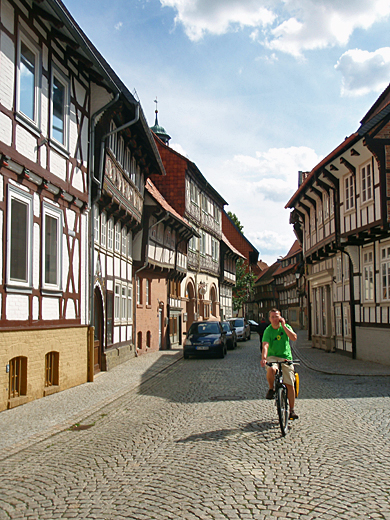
[219,345,225,358]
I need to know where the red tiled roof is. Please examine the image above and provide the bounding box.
[222,233,246,259]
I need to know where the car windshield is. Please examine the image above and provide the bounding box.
[231,319,244,327]
[221,323,231,332]
[189,323,220,335]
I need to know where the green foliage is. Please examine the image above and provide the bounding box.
[233,258,256,313]
[227,211,243,233]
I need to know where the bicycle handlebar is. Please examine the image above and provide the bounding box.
[266,359,300,367]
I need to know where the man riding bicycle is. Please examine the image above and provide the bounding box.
[260,308,299,420]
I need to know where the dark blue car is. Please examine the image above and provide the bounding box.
[183,321,227,359]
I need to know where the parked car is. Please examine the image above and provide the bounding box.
[227,318,251,341]
[248,319,259,332]
[221,321,237,350]
[183,321,227,359]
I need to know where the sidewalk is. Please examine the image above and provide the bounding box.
[0,349,182,460]
[293,329,390,376]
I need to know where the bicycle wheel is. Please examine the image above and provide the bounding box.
[276,385,289,436]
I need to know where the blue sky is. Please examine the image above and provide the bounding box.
[64,0,390,265]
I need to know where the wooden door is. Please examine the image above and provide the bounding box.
[93,289,103,374]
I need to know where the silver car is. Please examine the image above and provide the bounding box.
[228,318,251,341]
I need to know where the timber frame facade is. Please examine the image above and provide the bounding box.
[286,85,390,364]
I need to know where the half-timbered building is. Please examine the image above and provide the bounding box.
[134,178,197,351]
[286,85,390,363]
[0,0,101,410]
[149,134,227,335]
[220,233,245,320]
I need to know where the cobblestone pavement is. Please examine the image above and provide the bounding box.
[1,334,390,519]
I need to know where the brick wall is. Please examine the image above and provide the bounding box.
[136,274,167,353]
[0,326,88,412]
[222,211,254,263]
[149,138,187,215]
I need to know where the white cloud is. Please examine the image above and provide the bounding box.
[160,0,275,41]
[114,21,123,30]
[218,146,322,264]
[335,47,390,97]
[159,0,390,57]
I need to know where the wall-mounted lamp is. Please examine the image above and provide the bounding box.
[46,182,60,196]
[73,198,84,209]
[23,169,44,186]
[295,272,300,280]
[60,190,74,203]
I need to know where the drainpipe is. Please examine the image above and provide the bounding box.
[134,214,168,354]
[88,93,119,380]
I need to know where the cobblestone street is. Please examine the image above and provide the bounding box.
[1,334,390,520]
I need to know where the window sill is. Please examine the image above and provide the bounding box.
[5,285,33,294]
[41,289,63,297]
[49,138,70,158]
[146,304,152,309]
[15,112,41,137]
[44,385,60,397]
[8,395,29,409]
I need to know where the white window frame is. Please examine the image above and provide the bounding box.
[109,120,117,155]
[127,285,133,323]
[94,206,99,244]
[335,305,342,336]
[345,174,354,211]
[121,227,127,256]
[114,282,121,321]
[380,246,390,301]
[146,279,150,306]
[100,212,106,248]
[127,232,132,259]
[114,223,121,252]
[42,202,63,292]
[16,28,41,129]
[361,161,373,204]
[323,193,329,220]
[50,67,70,150]
[107,218,113,250]
[363,251,374,302]
[121,285,127,321]
[6,185,33,290]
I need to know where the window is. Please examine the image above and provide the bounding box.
[361,162,373,203]
[114,283,120,320]
[17,31,41,127]
[363,251,374,301]
[121,228,127,256]
[121,285,127,321]
[109,120,117,154]
[335,306,342,336]
[106,291,114,344]
[146,279,151,306]
[42,203,63,290]
[323,193,329,220]
[115,223,120,252]
[381,246,390,300]
[124,148,131,177]
[45,352,59,387]
[137,278,142,305]
[317,201,322,225]
[100,213,106,248]
[330,190,334,216]
[345,175,354,211]
[127,285,133,322]
[94,206,99,243]
[127,232,132,258]
[51,69,69,148]
[7,185,33,289]
[9,356,27,399]
[107,219,113,250]
[117,136,124,166]
[146,331,151,348]
[343,306,350,336]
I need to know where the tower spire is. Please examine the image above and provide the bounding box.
[150,98,171,145]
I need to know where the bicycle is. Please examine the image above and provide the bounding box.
[266,359,299,436]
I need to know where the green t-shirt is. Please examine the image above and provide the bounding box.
[262,324,293,360]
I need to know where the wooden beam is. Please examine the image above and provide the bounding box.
[51,28,79,50]
[32,3,64,29]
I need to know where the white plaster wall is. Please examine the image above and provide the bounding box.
[66,298,76,320]
[80,213,87,325]
[106,256,113,277]
[107,279,113,292]
[7,294,29,321]
[62,234,69,291]
[114,256,120,277]
[33,296,39,321]
[72,166,84,192]
[0,26,14,111]
[33,222,40,290]
[50,150,67,182]
[114,325,120,344]
[121,259,127,279]
[69,103,77,158]
[0,210,2,284]
[1,0,14,33]
[73,238,79,294]
[15,126,37,162]
[0,112,12,146]
[42,297,60,320]
[66,208,75,232]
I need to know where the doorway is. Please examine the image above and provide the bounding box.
[93,288,103,374]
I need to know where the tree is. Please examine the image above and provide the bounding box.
[227,211,243,233]
[233,258,256,314]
